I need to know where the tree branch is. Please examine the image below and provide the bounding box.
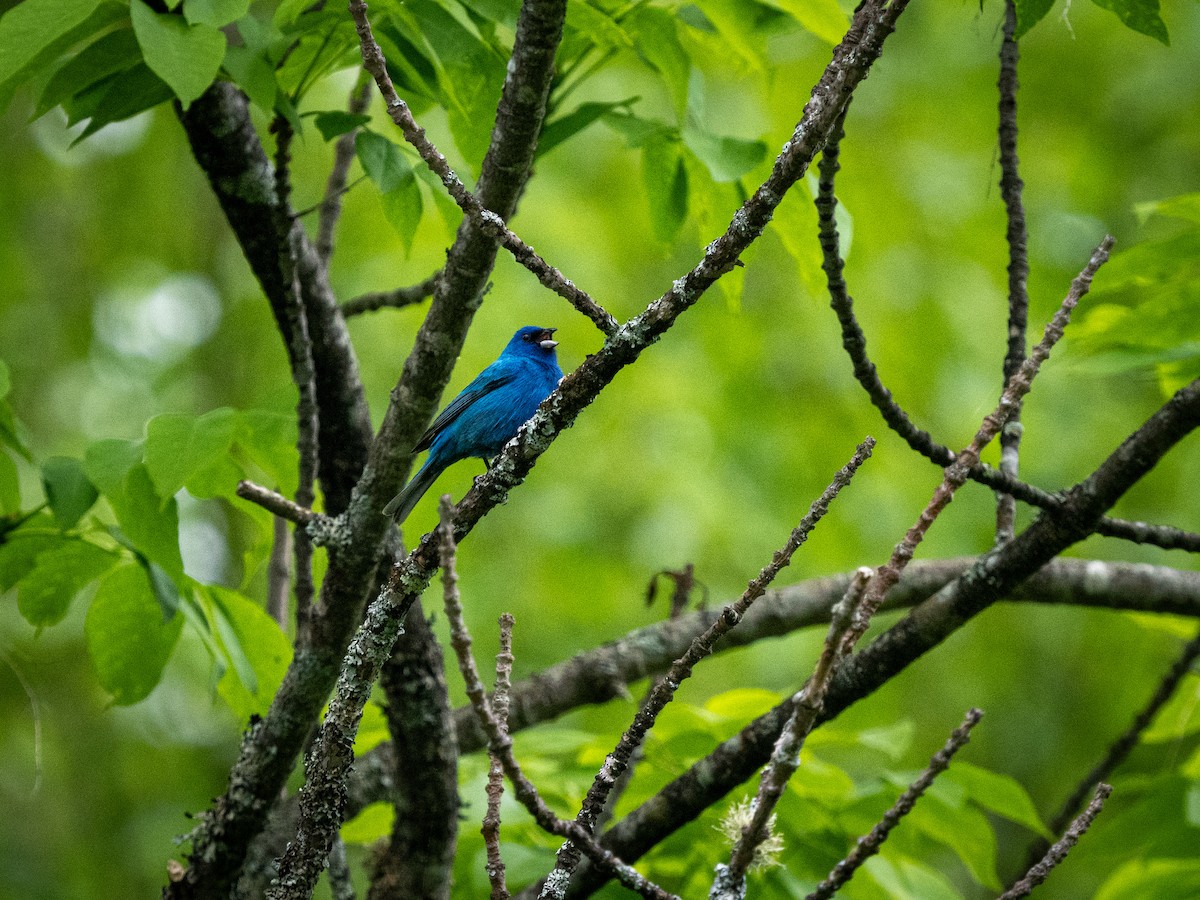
[1000,784,1112,899]
[342,272,440,317]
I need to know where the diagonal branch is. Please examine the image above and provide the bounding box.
[1000,784,1112,899]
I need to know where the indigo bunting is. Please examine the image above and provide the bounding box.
[383,325,564,522]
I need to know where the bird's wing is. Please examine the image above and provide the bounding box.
[412,370,517,452]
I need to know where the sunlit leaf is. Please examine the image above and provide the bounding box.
[1096,858,1200,900]
[130,0,226,108]
[1090,0,1169,44]
[0,0,105,88]
[210,586,291,720]
[356,130,424,254]
[145,407,237,500]
[758,0,848,44]
[222,43,276,112]
[17,540,118,626]
[36,27,142,119]
[183,0,250,28]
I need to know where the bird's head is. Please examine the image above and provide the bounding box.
[507,326,559,358]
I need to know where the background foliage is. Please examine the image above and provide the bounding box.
[1,0,1199,896]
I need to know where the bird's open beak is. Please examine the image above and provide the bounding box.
[538,328,558,349]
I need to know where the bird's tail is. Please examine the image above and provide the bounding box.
[382,461,442,522]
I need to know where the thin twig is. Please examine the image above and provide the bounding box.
[436,499,677,900]
[483,614,515,900]
[541,439,876,897]
[1024,626,1200,868]
[815,112,1200,554]
[806,708,984,900]
[267,516,292,630]
[348,0,618,335]
[236,480,321,526]
[718,569,874,892]
[342,271,441,317]
[317,72,373,265]
[995,0,1030,544]
[1000,784,1113,899]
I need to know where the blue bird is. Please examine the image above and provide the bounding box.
[383,326,564,522]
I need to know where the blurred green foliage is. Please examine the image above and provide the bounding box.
[1,0,1200,896]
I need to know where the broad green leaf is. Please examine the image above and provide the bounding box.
[36,27,141,118]
[66,62,174,141]
[687,0,770,73]
[222,44,276,112]
[1013,0,1057,36]
[375,23,438,104]
[538,99,637,159]
[758,0,848,44]
[104,463,185,580]
[625,7,689,122]
[210,586,292,721]
[0,0,104,86]
[945,761,1053,838]
[130,0,226,108]
[341,802,395,845]
[354,702,390,755]
[772,178,827,298]
[236,410,297,492]
[642,130,689,243]
[85,562,183,704]
[143,559,181,619]
[356,130,423,254]
[1135,192,1200,226]
[42,456,99,528]
[1090,0,1169,44]
[183,0,249,28]
[704,688,782,720]
[84,438,144,494]
[683,125,767,183]
[564,0,632,53]
[905,789,1001,890]
[312,110,371,141]
[0,450,18,513]
[17,540,118,626]
[0,514,67,589]
[859,855,963,900]
[145,407,237,499]
[1096,859,1200,900]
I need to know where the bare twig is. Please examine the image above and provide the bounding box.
[716,569,874,894]
[436,499,676,900]
[1024,626,1200,869]
[1000,784,1113,899]
[542,440,875,896]
[236,480,321,526]
[348,0,618,335]
[483,614,516,900]
[995,0,1030,544]
[342,272,440,317]
[816,112,1200,554]
[317,72,372,265]
[806,708,984,900]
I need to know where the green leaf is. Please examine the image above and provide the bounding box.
[85,562,183,704]
[1135,192,1200,226]
[312,110,371,141]
[1096,859,1200,900]
[905,788,1002,890]
[861,855,963,900]
[210,586,292,721]
[341,802,395,845]
[0,514,67,589]
[142,558,181,619]
[236,410,297,492]
[145,408,237,500]
[130,0,226,108]
[772,178,827,298]
[0,0,104,87]
[1090,0,1169,44]
[625,8,690,123]
[222,43,276,112]
[946,762,1053,838]
[356,130,423,254]
[564,0,632,52]
[183,0,250,28]
[104,463,185,580]
[66,62,174,141]
[84,438,144,494]
[0,450,18,514]
[42,457,99,528]
[1014,0,1057,36]
[642,130,689,243]
[757,0,848,44]
[17,540,118,626]
[36,27,142,118]
[538,99,637,159]
[683,125,767,183]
